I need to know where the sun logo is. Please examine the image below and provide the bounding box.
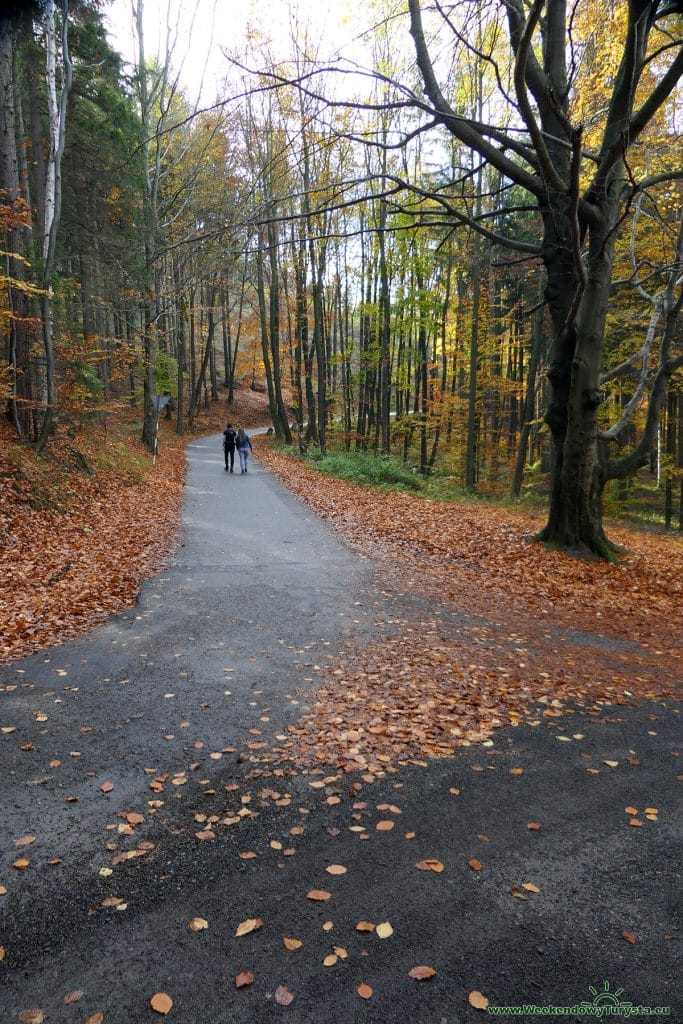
[584,981,632,1008]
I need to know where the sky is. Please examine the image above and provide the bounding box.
[103,0,366,106]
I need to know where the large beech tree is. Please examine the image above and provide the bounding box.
[408,0,683,557]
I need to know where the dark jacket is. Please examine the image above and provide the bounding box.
[223,428,237,448]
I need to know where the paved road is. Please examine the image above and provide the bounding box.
[0,437,680,1023]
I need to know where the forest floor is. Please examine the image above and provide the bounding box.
[0,426,680,1023]
[0,387,271,663]
[256,445,683,772]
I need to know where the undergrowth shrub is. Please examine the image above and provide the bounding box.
[313,450,422,491]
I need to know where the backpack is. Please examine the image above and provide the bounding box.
[223,429,237,446]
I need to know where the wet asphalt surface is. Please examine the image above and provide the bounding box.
[0,436,681,1024]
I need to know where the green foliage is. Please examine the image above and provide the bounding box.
[93,440,146,484]
[309,449,423,491]
[155,352,179,397]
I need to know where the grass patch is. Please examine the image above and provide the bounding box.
[305,448,423,491]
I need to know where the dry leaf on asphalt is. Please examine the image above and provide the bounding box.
[14,835,36,847]
[188,917,208,932]
[63,990,85,1004]
[235,971,254,988]
[375,922,393,939]
[623,930,637,945]
[469,991,490,1010]
[325,864,347,875]
[150,993,173,1015]
[408,966,436,981]
[357,983,373,999]
[18,1011,44,1024]
[274,986,294,1006]
[100,782,114,794]
[375,820,394,831]
[415,859,444,872]
[235,918,263,937]
[356,921,375,932]
[84,1014,104,1024]
[522,883,540,893]
[307,890,331,901]
[468,859,482,871]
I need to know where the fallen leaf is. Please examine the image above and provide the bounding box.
[100,782,114,794]
[283,937,302,950]
[0,946,4,960]
[235,971,254,988]
[624,806,638,816]
[603,760,619,767]
[527,822,541,831]
[622,930,637,945]
[510,767,523,775]
[522,883,540,893]
[63,990,85,1004]
[469,990,489,1010]
[150,992,173,1015]
[376,820,394,831]
[408,965,436,981]
[510,887,528,900]
[629,819,644,827]
[84,1014,104,1024]
[235,918,263,937]
[274,985,294,1006]
[13,858,29,870]
[325,864,347,875]
[239,852,257,860]
[18,1011,44,1024]
[376,921,393,939]
[14,835,36,848]
[322,920,333,931]
[415,859,444,873]
[356,921,375,932]
[189,917,208,932]
[307,890,331,901]
[323,954,338,967]
[357,983,373,999]
[468,859,482,871]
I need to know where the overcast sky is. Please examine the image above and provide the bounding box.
[103,0,366,104]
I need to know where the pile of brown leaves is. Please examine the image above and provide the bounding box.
[0,388,272,662]
[254,446,683,772]
[257,446,683,651]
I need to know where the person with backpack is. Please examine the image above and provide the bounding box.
[222,422,238,472]
[236,427,253,473]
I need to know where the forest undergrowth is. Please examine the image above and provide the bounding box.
[0,388,270,662]
[254,444,683,775]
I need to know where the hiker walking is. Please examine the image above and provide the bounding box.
[236,427,253,473]
[222,422,237,472]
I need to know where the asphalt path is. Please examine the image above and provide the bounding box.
[0,436,680,1023]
